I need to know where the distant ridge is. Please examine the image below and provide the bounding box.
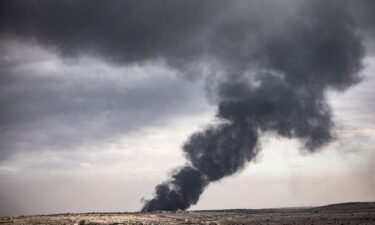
[314,202,375,211]
[190,201,375,214]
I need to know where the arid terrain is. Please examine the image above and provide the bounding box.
[1,202,374,225]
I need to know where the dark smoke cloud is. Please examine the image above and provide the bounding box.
[143,0,366,211]
[1,0,374,211]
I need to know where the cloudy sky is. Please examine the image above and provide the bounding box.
[0,0,375,215]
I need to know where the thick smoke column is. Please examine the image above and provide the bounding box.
[141,1,364,211]
[1,0,372,212]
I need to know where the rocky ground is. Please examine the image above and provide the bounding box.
[1,202,374,225]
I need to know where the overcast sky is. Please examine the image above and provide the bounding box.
[0,0,374,215]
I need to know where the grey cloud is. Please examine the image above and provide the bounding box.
[0,43,209,159]
[0,0,229,69]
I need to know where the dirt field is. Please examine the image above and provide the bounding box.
[1,202,374,225]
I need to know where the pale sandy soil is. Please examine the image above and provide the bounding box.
[1,202,374,225]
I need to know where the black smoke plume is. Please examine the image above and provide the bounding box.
[142,0,365,211]
[1,0,373,211]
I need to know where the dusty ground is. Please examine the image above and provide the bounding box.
[1,202,374,225]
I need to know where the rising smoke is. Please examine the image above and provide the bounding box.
[0,0,373,211]
[141,0,365,211]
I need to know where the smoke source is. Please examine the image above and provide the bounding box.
[1,0,374,212]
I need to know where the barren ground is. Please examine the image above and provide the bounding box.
[1,202,374,225]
